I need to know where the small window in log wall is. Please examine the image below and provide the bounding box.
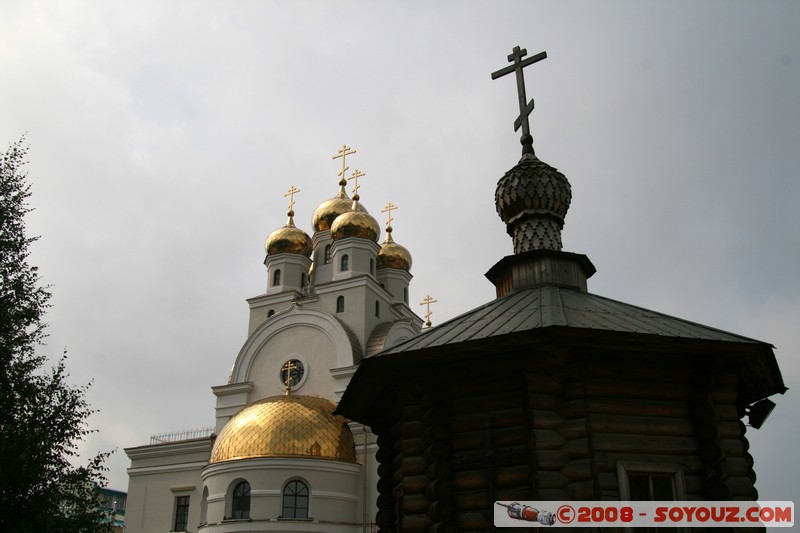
[616,461,685,501]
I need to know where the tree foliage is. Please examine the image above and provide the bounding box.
[0,137,112,532]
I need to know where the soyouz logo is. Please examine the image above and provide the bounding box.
[494,501,794,528]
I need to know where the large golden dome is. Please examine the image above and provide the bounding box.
[265,216,312,257]
[377,229,412,271]
[331,208,380,242]
[209,395,357,464]
[311,182,367,233]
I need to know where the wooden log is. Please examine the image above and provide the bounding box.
[452,491,489,511]
[423,442,448,462]
[402,493,430,514]
[376,444,395,464]
[426,461,453,480]
[556,418,588,440]
[401,420,424,438]
[400,475,429,494]
[587,434,699,455]
[560,458,593,481]
[526,372,562,393]
[585,379,690,400]
[713,404,739,421]
[528,393,559,410]
[598,472,618,491]
[534,429,567,450]
[727,476,756,497]
[448,408,527,433]
[532,409,563,429]
[536,450,569,470]
[565,480,596,500]
[454,511,491,531]
[710,387,738,404]
[402,456,428,476]
[722,457,750,477]
[400,512,433,533]
[427,520,457,533]
[451,466,531,491]
[535,470,571,489]
[594,452,703,473]
[586,397,691,418]
[445,392,527,415]
[425,478,453,501]
[401,437,426,456]
[589,413,696,436]
[587,360,692,382]
[719,437,744,457]
[718,420,745,439]
[537,488,569,501]
[449,428,528,452]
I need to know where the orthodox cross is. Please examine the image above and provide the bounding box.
[284,185,300,214]
[348,169,365,199]
[381,201,398,227]
[419,294,437,328]
[332,144,357,183]
[491,46,547,150]
[281,359,297,395]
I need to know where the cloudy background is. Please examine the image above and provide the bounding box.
[1,0,798,501]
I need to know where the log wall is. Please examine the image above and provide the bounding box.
[372,346,758,532]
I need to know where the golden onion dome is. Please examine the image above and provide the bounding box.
[209,395,357,464]
[265,213,312,257]
[377,229,412,271]
[311,180,367,233]
[331,202,380,242]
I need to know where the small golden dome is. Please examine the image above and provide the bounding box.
[311,183,367,233]
[209,395,357,464]
[265,215,312,257]
[377,230,412,271]
[331,207,380,242]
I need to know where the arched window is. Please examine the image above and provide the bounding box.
[340,254,349,271]
[336,295,345,313]
[273,269,281,286]
[200,486,209,525]
[369,258,374,274]
[375,300,380,318]
[324,245,332,264]
[231,481,250,519]
[282,480,309,519]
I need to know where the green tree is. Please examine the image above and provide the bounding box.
[0,137,112,532]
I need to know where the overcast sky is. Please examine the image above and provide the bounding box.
[1,1,798,500]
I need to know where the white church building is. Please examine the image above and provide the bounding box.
[125,145,423,533]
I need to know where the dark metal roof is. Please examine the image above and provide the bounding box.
[378,285,767,357]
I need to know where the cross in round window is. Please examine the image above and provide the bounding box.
[280,359,305,392]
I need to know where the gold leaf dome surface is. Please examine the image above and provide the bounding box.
[312,196,367,233]
[209,395,357,464]
[331,210,380,242]
[265,218,312,257]
[377,234,412,271]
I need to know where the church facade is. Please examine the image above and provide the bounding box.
[125,146,422,533]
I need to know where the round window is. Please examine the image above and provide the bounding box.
[279,359,305,390]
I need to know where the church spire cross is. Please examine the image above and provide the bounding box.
[332,144,357,185]
[491,46,547,153]
[419,294,438,328]
[381,201,398,228]
[283,185,300,215]
[348,169,365,200]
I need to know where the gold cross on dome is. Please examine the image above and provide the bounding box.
[420,294,438,328]
[332,144,357,182]
[281,359,297,395]
[348,169,365,197]
[284,186,300,213]
[381,202,398,227]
